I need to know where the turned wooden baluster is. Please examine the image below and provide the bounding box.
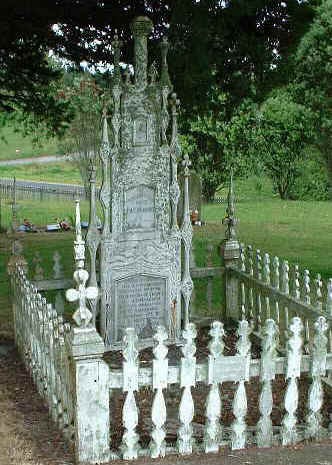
[150,326,168,458]
[257,319,278,447]
[263,253,270,285]
[281,317,303,445]
[204,321,225,453]
[240,282,246,321]
[305,316,328,440]
[231,320,251,450]
[292,265,300,300]
[121,328,140,460]
[256,249,262,281]
[240,243,246,272]
[314,274,323,312]
[177,323,197,454]
[281,260,289,295]
[272,256,280,289]
[247,245,254,276]
[303,269,311,305]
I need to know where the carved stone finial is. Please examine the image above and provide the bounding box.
[124,66,131,85]
[112,29,122,84]
[74,200,85,269]
[130,16,153,87]
[182,152,192,177]
[160,36,171,87]
[101,111,110,147]
[66,269,98,328]
[149,61,158,84]
[222,171,238,241]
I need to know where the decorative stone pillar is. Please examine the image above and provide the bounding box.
[130,16,153,88]
[220,172,240,320]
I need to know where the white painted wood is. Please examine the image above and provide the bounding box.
[231,320,251,450]
[305,316,328,439]
[204,321,225,453]
[256,319,277,447]
[281,317,303,445]
[150,326,168,458]
[122,328,140,460]
[177,323,197,455]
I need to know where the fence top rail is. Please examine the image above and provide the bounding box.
[108,352,332,389]
[229,265,332,321]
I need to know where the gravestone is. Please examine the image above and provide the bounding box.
[178,171,203,223]
[98,17,192,349]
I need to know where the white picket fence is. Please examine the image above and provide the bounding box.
[226,244,332,354]
[9,260,332,464]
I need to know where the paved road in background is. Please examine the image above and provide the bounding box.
[0,155,67,166]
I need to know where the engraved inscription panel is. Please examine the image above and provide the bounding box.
[115,275,167,341]
[125,185,155,230]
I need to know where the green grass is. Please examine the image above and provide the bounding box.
[1,173,332,326]
[0,124,59,160]
[0,161,83,184]
[0,198,93,229]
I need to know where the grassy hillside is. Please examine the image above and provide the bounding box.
[0,124,59,160]
[0,162,82,184]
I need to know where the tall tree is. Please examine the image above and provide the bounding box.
[294,0,332,197]
[0,0,314,135]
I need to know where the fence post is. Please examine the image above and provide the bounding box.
[65,272,110,464]
[65,199,110,464]
[220,172,240,320]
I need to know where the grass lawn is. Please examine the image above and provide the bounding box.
[0,124,59,160]
[1,172,332,325]
[0,161,83,184]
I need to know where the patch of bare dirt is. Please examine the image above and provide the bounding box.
[0,332,74,465]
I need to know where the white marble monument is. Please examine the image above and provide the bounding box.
[96,17,193,349]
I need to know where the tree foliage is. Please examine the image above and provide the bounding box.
[251,88,314,199]
[293,0,332,196]
[0,0,315,136]
[57,73,111,189]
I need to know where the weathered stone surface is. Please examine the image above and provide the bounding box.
[99,17,186,349]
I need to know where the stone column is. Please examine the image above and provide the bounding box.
[220,172,240,320]
[131,16,153,88]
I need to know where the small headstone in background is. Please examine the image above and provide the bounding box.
[178,171,202,224]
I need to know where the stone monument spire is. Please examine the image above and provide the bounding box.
[130,16,153,88]
[99,17,188,349]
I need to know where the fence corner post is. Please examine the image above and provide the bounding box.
[220,171,240,321]
[220,238,240,320]
[66,326,110,464]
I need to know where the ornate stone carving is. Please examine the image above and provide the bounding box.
[99,17,184,349]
